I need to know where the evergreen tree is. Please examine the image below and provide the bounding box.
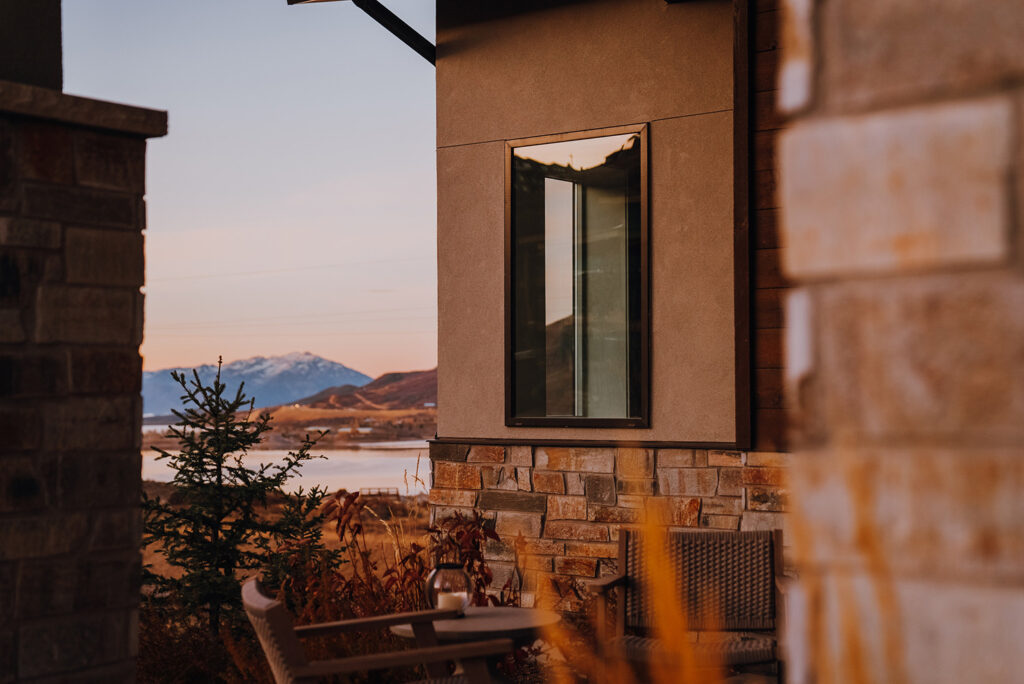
[143,359,329,634]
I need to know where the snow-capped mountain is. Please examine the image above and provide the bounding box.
[143,352,372,417]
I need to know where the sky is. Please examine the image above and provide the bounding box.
[62,0,438,377]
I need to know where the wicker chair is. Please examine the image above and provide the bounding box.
[590,529,784,678]
[242,578,513,684]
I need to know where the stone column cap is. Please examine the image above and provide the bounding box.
[0,79,167,138]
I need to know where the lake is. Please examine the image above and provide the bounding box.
[141,440,430,495]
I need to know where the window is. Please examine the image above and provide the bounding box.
[505,125,648,427]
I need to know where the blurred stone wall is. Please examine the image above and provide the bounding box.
[0,80,165,682]
[777,1,1024,681]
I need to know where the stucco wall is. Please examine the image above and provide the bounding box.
[435,0,744,445]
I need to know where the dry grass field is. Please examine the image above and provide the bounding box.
[141,480,432,581]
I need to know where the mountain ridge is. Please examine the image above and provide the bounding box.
[142,352,372,416]
[297,367,436,411]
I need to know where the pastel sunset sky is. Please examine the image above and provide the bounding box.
[63,0,438,377]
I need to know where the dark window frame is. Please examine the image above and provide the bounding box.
[503,123,650,429]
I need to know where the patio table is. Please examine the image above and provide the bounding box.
[390,606,561,647]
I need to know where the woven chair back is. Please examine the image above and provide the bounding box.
[623,529,777,632]
[242,578,309,684]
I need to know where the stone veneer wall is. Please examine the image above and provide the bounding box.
[0,80,165,682]
[429,443,789,604]
[776,0,1024,681]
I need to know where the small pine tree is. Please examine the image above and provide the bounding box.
[143,358,329,635]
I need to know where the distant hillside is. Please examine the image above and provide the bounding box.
[299,368,436,411]
[143,352,372,416]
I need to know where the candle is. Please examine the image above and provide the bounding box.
[436,591,468,613]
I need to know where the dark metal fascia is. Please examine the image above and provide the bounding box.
[287,0,436,66]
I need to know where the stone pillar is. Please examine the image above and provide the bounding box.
[777,1,1024,682]
[0,80,165,682]
[0,0,62,90]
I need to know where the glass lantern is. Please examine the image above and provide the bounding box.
[425,562,471,614]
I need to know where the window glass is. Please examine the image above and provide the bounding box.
[510,132,643,422]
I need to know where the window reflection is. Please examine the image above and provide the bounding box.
[511,132,643,421]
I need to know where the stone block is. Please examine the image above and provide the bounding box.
[74,130,145,193]
[742,467,787,487]
[708,450,743,467]
[431,506,475,524]
[544,521,609,542]
[516,467,532,491]
[432,461,480,489]
[700,497,744,516]
[519,539,564,556]
[818,0,1024,111]
[717,468,744,496]
[584,474,616,505]
[495,511,542,539]
[746,451,791,467]
[589,506,643,524]
[481,465,518,490]
[428,488,478,508]
[21,184,136,228]
[656,448,698,468]
[778,0,813,113]
[648,497,701,527]
[790,448,1024,582]
[565,542,618,559]
[75,552,139,611]
[0,218,60,249]
[0,120,14,213]
[0,251,46,308]
[65,228,143,287]
[740,511,786,533]
[565,472,584,496]
[554,557,598,577]
[17,120,73,184]
[34,286,134,344]
[816,272,1024,443]
[0,407,42,451]
[546,496,587,520]
[0,310,25,343]
[429,442,469,462]
[616,447,653,478]
[780,97,1012,279]
[657,468,719,497]
[701,514,740,530]
[483,538,516,562]
[18,611,131,678]
[787,571,1024,684]
[0,563,14,622]
[747,486,788,512]
[535,447,614,473]
[69,349,140,395]
[617,478,655,495]
[46,397,135,452]
[0,352,66,398]
[0,455,54,513]
[522,555,552,572]
[532,471,564,494]
[507,445,532,466]
[467,445,505,463]
[0,512,90,561]
[616,494,645,509]
[16,559,77,618]
[478,491,546,513]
